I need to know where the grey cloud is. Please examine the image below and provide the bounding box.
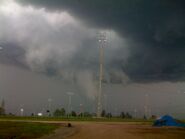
[0,3,94,72]
[0,1,130,101]
[1,1,129,84]
[16,0,185,82]
[0,42,26,68]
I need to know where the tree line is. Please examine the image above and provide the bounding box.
[53,108,133,119]
[0,99,5,115]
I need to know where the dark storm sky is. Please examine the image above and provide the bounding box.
[16,0,185,82]
[0,0,185,117]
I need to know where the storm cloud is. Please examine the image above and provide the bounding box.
[0,0,129,86]
[1,0,185,116]
[16,0,185,82]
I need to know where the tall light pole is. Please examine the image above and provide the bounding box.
[67,92,74,117]
[97,32,107,117]
[19,104,24,116]
[144,94,149,118]
[80,103,83,117]
[47,98,52,116]
[134,108,137,118]
[20,108,24,116]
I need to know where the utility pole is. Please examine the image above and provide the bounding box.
[97,32,107,117]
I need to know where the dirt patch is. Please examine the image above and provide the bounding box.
[36,122,185,139]
[67,122,185,139]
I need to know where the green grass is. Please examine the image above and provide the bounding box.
[0,115,147,122]
[0,115,154,123]
[0,121,59,139]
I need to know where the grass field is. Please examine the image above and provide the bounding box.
[1,116,185,139]
[0,121,59,139]
[0,116,154,123]
[0,116,153,139]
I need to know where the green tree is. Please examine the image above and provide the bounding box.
[143,115,147,120]
[83,112,92,117]
[0,99,5,115]
[71,111,77,117]
[53,108,66,117]
[101,110,106,117]
[120,112,125,119]
[0,107,5,115]
[125,112,132,119]
[60,108,66,116]
[53,109,61,117]
[106,113,112,118]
